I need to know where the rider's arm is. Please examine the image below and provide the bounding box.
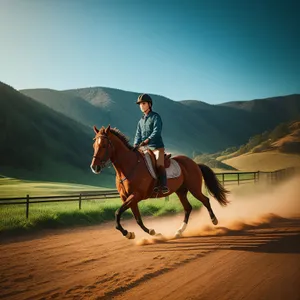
[147,114,162,142]
[134,121,142,146]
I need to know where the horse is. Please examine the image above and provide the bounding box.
[90,125,230,239]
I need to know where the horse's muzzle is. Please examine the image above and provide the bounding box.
[91,164,102,174]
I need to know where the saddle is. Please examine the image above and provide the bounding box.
[145,149,172,170]
[138,146,180,177]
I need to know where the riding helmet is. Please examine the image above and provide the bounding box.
[136,93,153,106]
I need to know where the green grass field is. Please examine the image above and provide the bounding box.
[0,173,255,198]
[0,177,109,198]
[0,177,204,236]
[0,172,258,237]
[0,195,203,236]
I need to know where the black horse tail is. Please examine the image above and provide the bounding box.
[198,164,230,206]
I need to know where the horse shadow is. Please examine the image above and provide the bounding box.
[140,216,300,254]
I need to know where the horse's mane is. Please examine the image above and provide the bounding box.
[100,126,134,150]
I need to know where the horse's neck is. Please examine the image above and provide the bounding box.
[110,138,137,176]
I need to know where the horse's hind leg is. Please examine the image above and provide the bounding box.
[130,203,156,236]
[175,186,192,238]
[191,190,218,225]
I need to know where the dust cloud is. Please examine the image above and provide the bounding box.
[133,174,300,245]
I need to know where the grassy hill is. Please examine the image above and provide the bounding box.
[194,120,300,171]
[222,152,300,172]
[20,88,110,129]
[0,82,114,187]
[193,152,237,171]
[271,121,300,153]
[220,120,300,171]
[218,120,300,160]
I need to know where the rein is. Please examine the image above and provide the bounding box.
[119,151,141,184]
[93,134,141,183]
[93,134,113,169]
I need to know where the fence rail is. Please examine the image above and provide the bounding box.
[0,168,297,218]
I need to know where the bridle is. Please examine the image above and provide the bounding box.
[92,132,141,185]
[93,134,114,169]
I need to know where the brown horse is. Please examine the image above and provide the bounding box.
[90,125,230,239]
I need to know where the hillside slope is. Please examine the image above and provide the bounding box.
[21,87,300,156]
[222,152,300,172]
[21,88,110,128]
[0,82,114,186]
[181,94,300,151]
[219,120,300,171]
[22,87,229,155]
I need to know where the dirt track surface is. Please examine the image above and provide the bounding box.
[0,216,300,300]
[1,177,300,300]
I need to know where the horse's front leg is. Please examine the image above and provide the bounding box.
[131,202,156,236]
[115,194,137,239]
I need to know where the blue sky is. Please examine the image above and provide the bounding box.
[0,0,299,104]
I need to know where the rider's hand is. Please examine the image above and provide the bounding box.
[140,139,149,147]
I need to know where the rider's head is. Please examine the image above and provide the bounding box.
[136,93,152,113]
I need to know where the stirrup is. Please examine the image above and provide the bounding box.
[161,186,169,194]
[153,186,160,193]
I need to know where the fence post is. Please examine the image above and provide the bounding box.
[79,193,82,210]
[237,173,240,185]
[26,194,30,219]
[222,173,225,186]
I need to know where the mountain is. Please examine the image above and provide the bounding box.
[3,82,299,184]
[20,88,110,128]
[219,94,300,129]
[180,94,300,151]
[21,87,230,155]
[220,94,300,115]
[0,82,114,187]
[21,87,300,157]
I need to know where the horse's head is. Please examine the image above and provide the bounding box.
[90,125,113,174]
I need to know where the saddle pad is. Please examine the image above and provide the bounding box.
[143,152,181,179]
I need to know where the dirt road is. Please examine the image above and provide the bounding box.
[1,177,300,300]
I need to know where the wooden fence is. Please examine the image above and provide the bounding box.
[0,168,297,218]
[0,190,120,219]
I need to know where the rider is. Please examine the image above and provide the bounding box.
[133,93,169,194]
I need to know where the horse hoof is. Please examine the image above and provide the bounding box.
[149,229,156,236]
[126,232,135,239]
[212,217,218,225]
[175,231,182,239]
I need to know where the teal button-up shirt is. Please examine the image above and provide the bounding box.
[134,111,165,149]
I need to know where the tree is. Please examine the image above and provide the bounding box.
[269,123,289,141]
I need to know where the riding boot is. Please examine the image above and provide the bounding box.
[158,166,169,194]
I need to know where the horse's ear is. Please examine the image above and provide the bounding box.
[93,125,99,134]
[105,125,111,134]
